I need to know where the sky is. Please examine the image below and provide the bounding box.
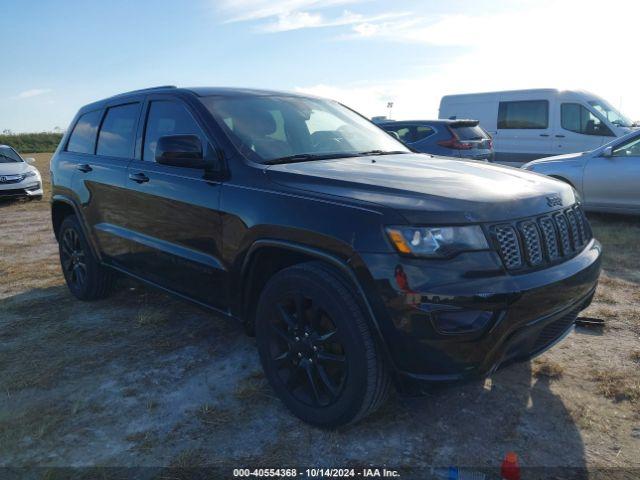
[1,0,639,132]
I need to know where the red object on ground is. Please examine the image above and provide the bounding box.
[501,452,521,480]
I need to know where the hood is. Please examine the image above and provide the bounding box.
[266,154,576,224]
[524,151,588,167]
[0,161,30,175]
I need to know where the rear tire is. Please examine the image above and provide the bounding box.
[58,215,114,300]
[255,261,391,427]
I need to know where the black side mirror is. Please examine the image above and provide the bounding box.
[156,135,205,169]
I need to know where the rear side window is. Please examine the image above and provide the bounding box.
[97,103,140,158]
[498,100,548,129]
[143,101,205,162]
[561,103,614,137]
[67,110,102,154]
[383,125,413,143]
[414,126,435,142]
[452,125,487,140]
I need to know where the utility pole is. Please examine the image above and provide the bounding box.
[387,102,394,120]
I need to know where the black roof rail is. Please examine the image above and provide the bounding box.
[110,85,177,98]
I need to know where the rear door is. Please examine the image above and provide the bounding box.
[553,103,615,155]
[494,99,554,163]
[72,99,143,264]
[119,95,227,309]
[583,134,640,212]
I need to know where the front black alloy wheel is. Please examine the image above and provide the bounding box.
[256,261,391,427]
[58,215,114,300]
[269,292,348,408]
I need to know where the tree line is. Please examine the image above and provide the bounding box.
[0,132,64,153]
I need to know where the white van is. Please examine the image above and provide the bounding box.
[439,89,636,163]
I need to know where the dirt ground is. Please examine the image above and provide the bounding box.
[1,154,639,477]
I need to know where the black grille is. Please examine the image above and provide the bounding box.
[491,204,592,272]
[0,188,29,197]
[493,225,522,269]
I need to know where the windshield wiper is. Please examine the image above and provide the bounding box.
[356,150,410,156]
[263,152,361,165]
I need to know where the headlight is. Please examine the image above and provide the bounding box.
[24,170,37,178]
[386,225,489,257]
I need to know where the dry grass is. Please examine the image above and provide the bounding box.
[567,403,608,432]
[532,358,564,379]
[195,404,235,428]
[589,213,640,284]
[126,430,158,453]
[233,371,273,402]
[592,370,640,406]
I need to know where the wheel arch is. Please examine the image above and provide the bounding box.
[51,195,101,260]
[239,239,396,371]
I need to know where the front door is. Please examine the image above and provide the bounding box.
[583,135,640,212]
[554,103,614,155]
[119,97,228,310]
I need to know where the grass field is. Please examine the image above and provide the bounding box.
[1,154,639,475]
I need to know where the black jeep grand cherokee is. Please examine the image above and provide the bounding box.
[50,86,601,427]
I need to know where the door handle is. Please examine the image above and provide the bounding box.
[128,172,150,184]
[555,134,566,138]
[77,164,92,173]
[539,134,550,137]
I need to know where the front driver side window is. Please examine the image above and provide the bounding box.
[612,136,640,157]
[143,101,205,162]
[561,103,614,137]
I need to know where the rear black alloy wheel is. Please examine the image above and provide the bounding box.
[256,261,391,427]
[269,292,347,408]
[60,227,88,290]
[58,215,114,300]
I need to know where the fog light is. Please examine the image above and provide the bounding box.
[432,310,492,334]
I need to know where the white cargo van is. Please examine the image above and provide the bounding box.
[439,89,636,163]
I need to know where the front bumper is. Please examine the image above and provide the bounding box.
[360,239,602,386]
[0,180,43,199]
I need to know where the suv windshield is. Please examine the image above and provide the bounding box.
[200,95,410,163]
[0,146,23,163]
[588,100,633,128]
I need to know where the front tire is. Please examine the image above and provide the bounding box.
[255,261,391,427]
[58,215,114,300]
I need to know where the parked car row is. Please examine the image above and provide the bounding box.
[373,88,639,214]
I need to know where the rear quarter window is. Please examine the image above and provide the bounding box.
[414,126,435,141]
[66,110,102,154]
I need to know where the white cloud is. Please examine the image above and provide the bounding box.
[262,9,409,32]
[217,0,360,23]
[15,88,52,99]
[215,0,407,33]
[300,0,640,121]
